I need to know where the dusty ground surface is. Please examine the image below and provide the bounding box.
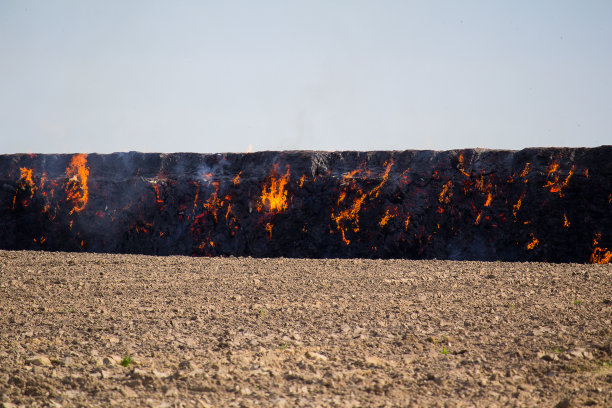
[0,251,610,408]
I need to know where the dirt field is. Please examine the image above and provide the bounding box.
[0,251,610,407]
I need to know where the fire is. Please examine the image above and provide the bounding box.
[331,160,394,245]
[12,167,36,209]
[65,154,89,214]
[457,154,470,177]
[589,233,612,264]
[379,208,398,227]
[404,215,411,230]
[20,168,35,195]
[520,162,530,179]
[265,222,273,240]
[232,172,241,185]
[202,182,224,222]
[259,164,291,213]
[543,163,574,197]
[151,182,165,209]
[563,214,570,228]
[484,192,493,207]
[512,191,525,220]
[526,234,539,250]
[438,181,453,204]
[474,212,482,225]
[298,174,305,188]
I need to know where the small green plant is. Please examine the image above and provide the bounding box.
[441,347,449,355]
[121,355,133,367]
[279,342,288,350]
[259,306,265,317]
[573,299,583,306]
[553,346,566,353]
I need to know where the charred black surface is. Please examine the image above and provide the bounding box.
[1,148,611,262]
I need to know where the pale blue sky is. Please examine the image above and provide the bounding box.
[1,1,610,154]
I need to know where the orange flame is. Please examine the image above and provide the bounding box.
[202,182,224,223]
[404,215,411,230]
[20,168,35,195]
[526,234,539,250]
[379,208,398,227]
[233,172,241,185]
[484,192,493,207]
[563,214,570,228]
[520,163,531,179]
[590,233,612,264]
[65,154,89,214]
[12,167,36,209]
[543,163,574,196]
[259,165,291,213]
[265,222,273,240]
[438,181,453,204]
[331,160,394,245]
[512,191,525,220]
[457,154,470,177]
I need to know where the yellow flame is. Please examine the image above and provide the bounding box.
[260,165,290,213]
[563,214,570,228]
[65,154,89,214]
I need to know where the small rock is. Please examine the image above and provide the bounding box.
[364,356,385,367]
[120,386,137,398]
[305,351,328,361]
[26,355,53,367]
[554,398,572,408]
[178,359,197,371]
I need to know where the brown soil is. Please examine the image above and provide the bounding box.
[0,250,611,407]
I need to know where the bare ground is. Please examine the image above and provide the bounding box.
[0,250,611,408]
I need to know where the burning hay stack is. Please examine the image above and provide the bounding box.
[1,147,611,262]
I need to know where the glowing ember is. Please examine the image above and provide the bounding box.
[512,191,525,220]
[379,208,397,227]
[543,163,574,197]
[438,181,453,204]
[563,214,570,228]
[526,234,539,250]
[589,233,612,264]
[265,222,273,240]
[331,160,394,245]
[457,154,470,177]
[65,154,89,214]
[520,163,530,179]
[232,172,241,185]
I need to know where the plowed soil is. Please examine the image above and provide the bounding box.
[0,250,611,407]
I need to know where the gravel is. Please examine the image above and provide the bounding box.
[0,250,611,407]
